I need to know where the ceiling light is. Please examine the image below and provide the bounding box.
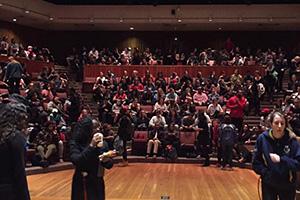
[0,3,3,6]
[174,37,178,41]
[218,27,222,30]
[49,17,54,21]
[130,27,134,30]
[89,18,94,23]
[119,18,123,23]
[25,10,30,14]
[13,18,17,22]
[177,19,182,23]
[208,17,213,22]
[269,17,273,22]
[239,17,243,22]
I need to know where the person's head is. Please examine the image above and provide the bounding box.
[237,89,243,98]
[156,110,162,116]
[223,113,231,124]
[294,97,300,108]
[268,111,286,139]
[0,96,28,144]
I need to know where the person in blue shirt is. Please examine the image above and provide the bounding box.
[253,111,300,200]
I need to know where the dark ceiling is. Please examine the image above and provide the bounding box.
[44,0,300,5]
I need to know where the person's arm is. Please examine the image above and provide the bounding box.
[69,134,99,170]
[252,135,269,176]
[11,134,31,200]
[280,139,300,172]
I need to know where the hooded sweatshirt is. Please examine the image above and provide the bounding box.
[252,129,300,190]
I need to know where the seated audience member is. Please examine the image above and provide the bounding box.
[149,110,167,131]
[112,100,123,123]
[128,98,141,122]
[101,123,115,150]
[98,98,112,124]
[165,88,179,103]
[146,126,165,159]
[135,110,149,131]
[25,45,36,60]
[166,108,181,127]
[193,87,208,105]
[207,98,224,119]
[113,89,127,103]
[153,98,168,114]
[35,121,63,167]
[181,112,196,131]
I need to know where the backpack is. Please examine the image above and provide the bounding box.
[220,124,236,145]
[165,145,177,161]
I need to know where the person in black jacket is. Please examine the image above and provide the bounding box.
[253,111,300,200]
[70,117,113,200]
[0,95,30,200]
[117,107,134,167]
[4,56,23,94]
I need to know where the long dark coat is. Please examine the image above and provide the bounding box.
[0,131,30,200]
[70,117,113,200]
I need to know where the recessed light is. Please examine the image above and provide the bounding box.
[89,18,94,23]
[0,3,3,6]
[130,27,134,30]
[208,17,212,22]
[177,19,182,23]
[218,27,222,30]
[49,17,54,21]
[25,10,30,14]
[13,18,17,22]
[174,37,178,41]
[239,17,243,22]
[119,18,123,23]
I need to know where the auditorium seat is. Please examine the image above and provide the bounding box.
[56,92,67,100]
[140,105,153,113]
[179,131,197,156]
[132,131,148,156]
[0,88,9,95]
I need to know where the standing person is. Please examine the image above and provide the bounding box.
[195,111,211,167]
[219,114,238,170]
[0,95,30,200]
[253,111,300,200]
[70,117,113,200]
[226,89,247,135]
[117,107,134,167]
[4,56,23,94]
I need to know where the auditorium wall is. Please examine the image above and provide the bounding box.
[1,20,300,64]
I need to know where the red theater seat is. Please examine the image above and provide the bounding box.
[132,131,148,155]
[140,105,153,113]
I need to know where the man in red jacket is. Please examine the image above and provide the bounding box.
[226,89,247,136]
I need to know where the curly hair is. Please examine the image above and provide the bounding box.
[0,95,28,145]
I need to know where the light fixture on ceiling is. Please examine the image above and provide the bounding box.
[119,18,123,23]
[177,19,182,23]
[174,37,178,41]
[239,17,243,22]
[25,10,30,14]
[13,18,17,22]
[130,27,134,30]
[269,17,273,22]
[49,17,54,21]
[0,3,3,6]
[89,18,94,23]
[218,27,222,30]
[208,17,213,22]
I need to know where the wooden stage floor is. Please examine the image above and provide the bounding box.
[27,163,260,200]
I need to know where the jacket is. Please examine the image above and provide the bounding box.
[252,129,300,190]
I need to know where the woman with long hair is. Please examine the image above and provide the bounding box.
[0,95,30,200]
[253,111,300,200]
